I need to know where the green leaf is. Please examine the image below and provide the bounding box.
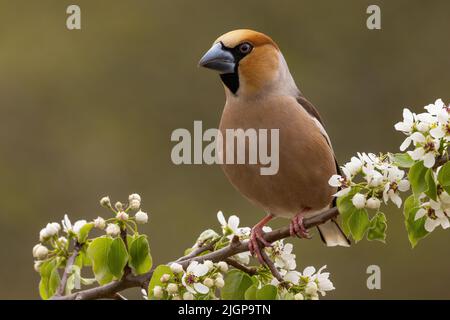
[403,195,429,248]
[348,208,370,242]
[408,161,428,196]
[221,270,253,300]
[256,284,277,300]
[87,236,114,285]
[367,212,387,242]
[424,169,437,201]
[244,284,257,300]
[336,190,358,236]
[38,259,60,300]
[391,153,415,168]
[148,265,173,299]
[438,161,450,193]
[129,235,153,275]
[77,223,94,243]
[107,237,129,278]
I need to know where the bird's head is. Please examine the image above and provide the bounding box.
[199,29,296,98]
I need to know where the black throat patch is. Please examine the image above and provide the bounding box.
[220,72,239,95]
[219,42,251,95]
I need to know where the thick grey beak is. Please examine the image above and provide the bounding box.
[198,43,235,74]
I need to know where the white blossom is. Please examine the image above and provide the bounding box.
[181,261,210,295]
[352,193,366,209]
[183,292,194,300]
[105,223,120,236]
[214,277,224,288]
[116,211,129,221]
[366,197,381,210]
[93,217,106,230]
[33,244,48,260]
[100,196,111,207]
[217,261,228,273]
[160,273,170,283]
[217,211,240,235]
[135,210,148,224]
[167,283,178,294]
[294,293,304,300]
[170,262,183,274]
[415,200,450,232]
[153,285,164,299]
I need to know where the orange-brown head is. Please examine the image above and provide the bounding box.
[199,29,297,98]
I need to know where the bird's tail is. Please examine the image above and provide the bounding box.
[317,219,350,247]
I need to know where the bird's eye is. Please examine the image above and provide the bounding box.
[238,42,253,54]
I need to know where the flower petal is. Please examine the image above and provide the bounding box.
[194,283,210,294]
[217,211,226,226]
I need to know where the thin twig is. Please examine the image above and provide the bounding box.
[52,206,339,300]
[55,241,82,297]
[225,258,257,275]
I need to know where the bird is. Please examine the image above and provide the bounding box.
[198,29,350,264]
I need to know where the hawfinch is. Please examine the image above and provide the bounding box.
[199,29,350,263]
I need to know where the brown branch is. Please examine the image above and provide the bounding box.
[434,154,449,169]
[52,207,339,300]
[224,258,257,275]
[55,241,82,297]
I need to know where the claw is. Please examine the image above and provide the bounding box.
[249,226,272,265]
[290,213,311,239]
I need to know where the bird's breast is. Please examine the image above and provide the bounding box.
[218,95,337,217]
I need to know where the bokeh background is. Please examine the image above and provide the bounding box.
[1,0,449,299]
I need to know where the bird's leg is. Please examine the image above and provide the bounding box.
[248,214,273,265]
[289,210,312,239]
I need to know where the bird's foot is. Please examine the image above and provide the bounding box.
[289,213,311,239]
[248,226,272,265]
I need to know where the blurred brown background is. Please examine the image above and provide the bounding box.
[0,0,449,299]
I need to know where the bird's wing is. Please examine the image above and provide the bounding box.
[295,95,342,177]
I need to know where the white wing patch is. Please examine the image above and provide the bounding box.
[310,115,334,151]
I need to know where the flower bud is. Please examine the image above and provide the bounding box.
[398,179,410,192]
[172,294,181,300]
[310,293,319,300]
[183,292,194,300]
[100,196,111,207]
[129,199,140,210]
[34,260,42,272]
[214,277,225,288]
[116,211,129,221]
[58,237,68,247]
[115,202,123,211]
[153,285,164,299]
[106,223,120,237]
[129,193,141,202]
[73,220,87,235]
[170,262,183,274]
[203,260,214,270]
[39,228,50,242]
[45,223,59,237]
[94,217,106,230]
[196,229,219,244]
[33,244,49,260]
[305,281,318,295]
[294,293,304,300]
[160,273,171,283]
[135,210,148,224]
[366,197,381,210]
[203,278,214,288]
[217,261,228,273]
[352,193,366,209]
[167,283,178,294]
